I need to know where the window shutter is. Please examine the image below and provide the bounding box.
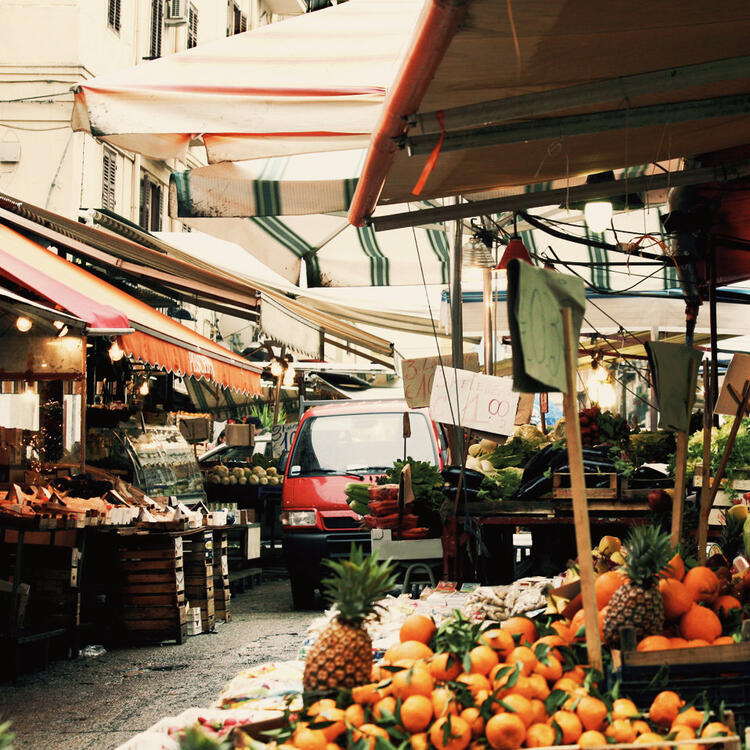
[151,183,163,231]
[108,0,121,31]
[102,148,117,211]
[188,4,198,48]
[240,12,247,32]
[150,0,164,58]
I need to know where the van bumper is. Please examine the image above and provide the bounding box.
[283,529,371,579]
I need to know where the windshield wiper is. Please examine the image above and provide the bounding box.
[347,465,392,474]
[299,468,365,480]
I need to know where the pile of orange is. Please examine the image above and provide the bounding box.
[282,613,734,750]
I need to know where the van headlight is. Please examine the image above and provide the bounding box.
[281,510,317,527]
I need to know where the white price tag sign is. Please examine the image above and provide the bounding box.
[401,353,480,408]
[429,367,519,436]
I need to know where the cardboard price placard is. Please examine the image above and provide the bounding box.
[429,367,519,436]
[715,352,750,416]
[401,352,480,409]
[271,423,298,455]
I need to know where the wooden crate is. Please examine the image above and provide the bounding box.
[182,531,215,632]
[212,531,231,622]
[552,472,618,499]
[113,534,186,644]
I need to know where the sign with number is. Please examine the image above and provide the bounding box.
[271,423,297,455]
[429,367,519,436]
[401,352,480,408]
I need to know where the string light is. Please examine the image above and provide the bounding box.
[109,341,124,362]
[16,316,32,333]
[139,380,150,396]
[269,359,284,378]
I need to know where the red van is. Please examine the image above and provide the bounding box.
[281,399,445,608]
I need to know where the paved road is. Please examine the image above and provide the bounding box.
[0,579,321,750]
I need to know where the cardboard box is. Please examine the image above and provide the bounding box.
[179,417,211,444]
[226,423,254,447]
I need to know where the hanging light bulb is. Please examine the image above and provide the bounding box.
[53,320,64,330]
[584,201,613,233]
[269,359,284,378]
[56,324,69,338]
[139,379,150,396]
[589,362,617,409]
[109,341,124,362]
[16,316,32,333]
[282,365,296,388]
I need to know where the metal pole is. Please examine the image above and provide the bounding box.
[483,267,493,375]
[450,200,464,457]
[649,327,658,431]
[709,241,719,425]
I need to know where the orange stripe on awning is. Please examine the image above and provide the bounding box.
[119,330,261,396]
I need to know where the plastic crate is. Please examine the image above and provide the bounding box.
[608,660,750,737]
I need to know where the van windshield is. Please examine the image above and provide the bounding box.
[289,412,437,476]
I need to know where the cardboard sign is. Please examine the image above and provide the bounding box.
[715,352,750,416]
[645,341,703,431]
[429,367,519,436]
[507,260,586,393]
[402,352,480,408]
[271,423,298,455]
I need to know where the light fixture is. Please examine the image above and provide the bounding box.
[584,201,613,234]
[16,316,32,333]
[269,359,284,378]
[282,365,296,388]
[139,379,150,396]
[56,324,69,338]
[109,341,124,362]
[495,237,533,270]
[53,320,64,330]
[589,359,617,410]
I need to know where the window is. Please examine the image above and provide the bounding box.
[139,174,163,232]
[228,2,247,35]
[187,4,198,48]
[150,0,164,58]
[101,147,117,211]
[107,0,121,31]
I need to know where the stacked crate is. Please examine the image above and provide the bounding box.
[114,534,186,644]
[212,530,231,622]
[182,530,215,632]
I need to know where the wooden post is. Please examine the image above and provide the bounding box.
[697,361,713,563]
[670,431,688,547]
[561,306,603,673]
[272,374,282,426]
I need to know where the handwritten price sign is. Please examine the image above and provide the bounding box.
[429,367,519,436]
[402,353,479,408]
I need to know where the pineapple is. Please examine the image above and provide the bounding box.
[303,544,397,693]
[602,525,672,647]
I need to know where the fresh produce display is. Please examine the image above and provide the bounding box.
[578,406,629,449]
[205,464,282,487]
[302,544,398,692]
[684,416,750,482]
[346,483,372,517]
[378,459,445,512]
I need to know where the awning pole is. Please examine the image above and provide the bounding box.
[450,200,464,458]
[483,267,493,376]
[709,240,719,425]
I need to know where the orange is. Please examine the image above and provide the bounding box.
[669,637,689,649]
[552,677,581,694]
[481,628,515,658]
[578,730,608,747]
[550,620,573,643]
[400,614,437,645]
[594,570,627,609]
[576,696,608,732]
[500,693,534,727]
[665,553,686,581]
[648,690,685,727]
[308,699,337,716]
[631,720,652,736]
[311,708,346,741]
[671,707,704,730]
[388,640,434,662]
[637,635,671,652]
[411,733,429,750]
[430,652,463,682]
[485,712,527,750]
[501,616,538,646]
[401,694,434,733]
[533,635,566,661]
[712,635,735,645]
[344,704,366,728]
[563,665,586,685]
[529,699,548,725]
[525,722,556,748]
[371,664,390,682]
[469,645,499,676]
[700,722,731,738]
[611,698,638,721]
[636,731,666,750]
[292,728,328,750]
[429,715,471,750]
[391,665,434,699]
[683,566,720,604]
[525,673,550,701]
[354,724,389,750]
[551,710,583,744]
[671,726,697,746]
[456,672,491,696]
[686,639,710,647]
[352,683,381,705]
[712,594,742,618]
[533,653,563,683]
[659,578,694,620]
[506,646,537,676]
[680,604,722,642]
[325,743,340,750]
[570,609,586,640]
[606,719,637,743]
[373,696,397,721]
[432,687,460,718]
[507,674,536,701]
[459,707,485,738]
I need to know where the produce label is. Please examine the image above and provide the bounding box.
[401,352,479,408]
[429,367,518,436]
[506,259,586,393]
